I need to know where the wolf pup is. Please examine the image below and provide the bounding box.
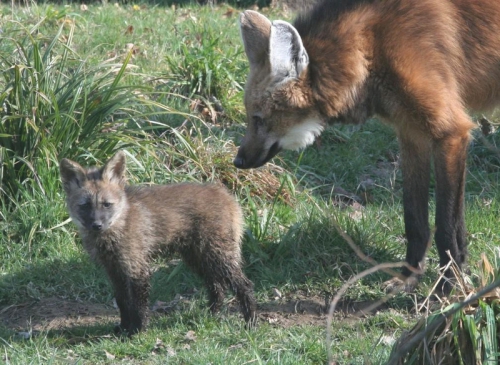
[60,151,256,334]
[234,0,500,293]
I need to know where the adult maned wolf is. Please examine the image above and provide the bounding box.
[234,0,500,292]
[60,151,256,334]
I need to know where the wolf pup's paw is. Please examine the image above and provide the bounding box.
[245,314,258,330]
[113,323,140,337]
[114,323,128,335]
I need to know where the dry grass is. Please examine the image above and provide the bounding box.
[388,254,500,365]
[154,120,297,205]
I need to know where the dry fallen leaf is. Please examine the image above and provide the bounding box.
[151,338,167,355]
[125,25,134,35]
[184,330,196,342]
[222,8,235,18]
[124,43,140,56]
[104,350,115,360]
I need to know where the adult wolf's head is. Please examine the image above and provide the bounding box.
[60,151,129,233]
[234,10,324,169]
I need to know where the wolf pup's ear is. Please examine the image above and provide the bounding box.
[102,150,127,186]
[60,159,87,194]
[270,20,309,80]
[240,10,272,69]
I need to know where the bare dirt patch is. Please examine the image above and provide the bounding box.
[0,297,118,333]
[258,295,328,328]
[0,293,397,334]
[256,293,395,328]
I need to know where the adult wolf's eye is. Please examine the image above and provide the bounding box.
[252,115,264,127]
[102,202,112,208]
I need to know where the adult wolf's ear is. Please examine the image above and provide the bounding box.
[239,10,309,79]
[102,150,127,186]
[60,159,87,194]
[270,20,309,79]
[239,10,272,68]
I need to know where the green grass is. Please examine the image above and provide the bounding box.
[1,2,500,364]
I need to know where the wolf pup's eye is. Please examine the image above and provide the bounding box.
[102,202,112,208]
[79,201,91,208]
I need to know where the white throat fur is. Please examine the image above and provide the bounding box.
[279,118,324,150]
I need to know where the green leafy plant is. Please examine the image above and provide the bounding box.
[0,20,154,199]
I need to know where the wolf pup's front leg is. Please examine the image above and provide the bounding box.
[105,263,151,335]
[124,274,151,334]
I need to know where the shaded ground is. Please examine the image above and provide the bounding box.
[0,293,400,335]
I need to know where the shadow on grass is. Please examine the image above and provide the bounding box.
[244,213,408,289]
[243,213,423,327]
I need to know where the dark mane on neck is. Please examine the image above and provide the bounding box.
[294,0,375,36]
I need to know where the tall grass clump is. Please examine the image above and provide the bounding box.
[0,19,156,200]
[165,29,244,98]
[163,17,246,119]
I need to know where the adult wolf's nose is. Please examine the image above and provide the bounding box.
[233,156,246,168]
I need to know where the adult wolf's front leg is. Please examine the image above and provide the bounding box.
[433,129,470,293]
[398,130,432,280]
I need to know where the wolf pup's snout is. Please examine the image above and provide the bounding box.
[91,222,102,231]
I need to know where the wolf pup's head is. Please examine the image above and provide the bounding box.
[60,151,128,233]
[234,10,324,169]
